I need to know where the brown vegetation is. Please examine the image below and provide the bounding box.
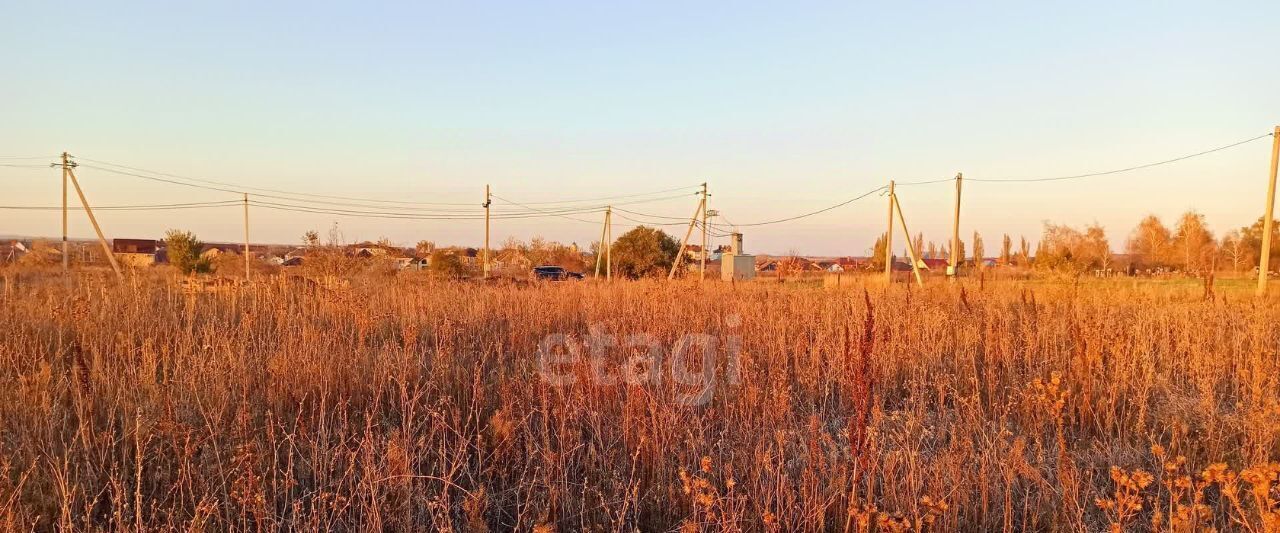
[0,271,1278,531]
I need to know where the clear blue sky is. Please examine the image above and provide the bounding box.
[2,1,1277,255]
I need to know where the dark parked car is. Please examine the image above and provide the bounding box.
[532,265,583,281]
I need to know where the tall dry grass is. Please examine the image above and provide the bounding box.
[0,270,1277,531]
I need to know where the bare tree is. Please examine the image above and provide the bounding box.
[1220,230,1251,273]
[972,231,985,271]
[1173,210,1214,273]
[1084,223,1112,271]
[1127,214,1172,268]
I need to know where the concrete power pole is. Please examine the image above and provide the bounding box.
[60,152,70,272]
[884,180,895,283]
[243,193,251,281]
[950,173,962,279]
[892,193,925,287]
[595,206,613,280]
[699,182,708,281]
[65,158,123,280]
[605,206,612,282]
[1258,126,1280,296]
[483,184,491,279]
[669,196,706,280]
[596,209,608,278]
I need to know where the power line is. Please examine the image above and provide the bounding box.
[894,177,954,186]
[0,155,56,160]
[76,157,474,206]
[707,186,887,228]
[610,211,689,227]
[0,163,53,168]
[967,132,1274,183]
[76,156,702,207]
[249,199,606,221]
[487,193,605,224]
[611,207,691,221]
[77,161,698,216]
[79,164,245,195]
[0,200,241,211]
[508,184,701,205]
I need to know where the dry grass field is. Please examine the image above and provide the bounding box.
[1,271,1278,531]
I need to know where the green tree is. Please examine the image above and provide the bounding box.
[999,234,1012,266]
[611,226,679,279]
[165,229,210,275]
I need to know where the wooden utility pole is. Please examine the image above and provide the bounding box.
[884,180,895,283]
[483,184,491,279]
[1258,126,1280,296]
[65,161,123,280]
[669,197,706,280]
[243,193,251,281]
[605,206,612,282]
[950,172,962,279]
[60,152,70,272]
[892,193,925,287]
[699,182,708,281]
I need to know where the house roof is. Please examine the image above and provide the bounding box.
[112,238,159,254]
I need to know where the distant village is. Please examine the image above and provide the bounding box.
[1,234,1004,280]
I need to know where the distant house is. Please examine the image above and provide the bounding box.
[495,249,533,272]
[113,238,160,267]
[683,245,707,262]
[199,243,268,260]
[917,258,949,270]
[442,247,480,266]
[349,242,412,259]
[822,258,868,273]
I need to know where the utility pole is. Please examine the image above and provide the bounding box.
[605,206,612,282]
[65,157,123,280]
[884,180,895,283]
[1258,126,1280,296]
[243,193,251,281]
[596,206,613,280]
[669,196,706,280]
[483,184,491,279]
[950,172,962,279]
[596,209,607,278]
[699,182,708,281]
[892,193,925,287]
[60,152,70,272]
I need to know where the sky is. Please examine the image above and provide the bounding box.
[2,1,1278,256]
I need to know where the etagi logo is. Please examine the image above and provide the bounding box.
[535,316,743,406]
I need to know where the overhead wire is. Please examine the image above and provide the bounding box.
[76,156,702,207]
[487,193,606,224]
[708,185,887,228]
[968,132,1273,183]
[6,130,1269,236]
[0,200,242,211]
